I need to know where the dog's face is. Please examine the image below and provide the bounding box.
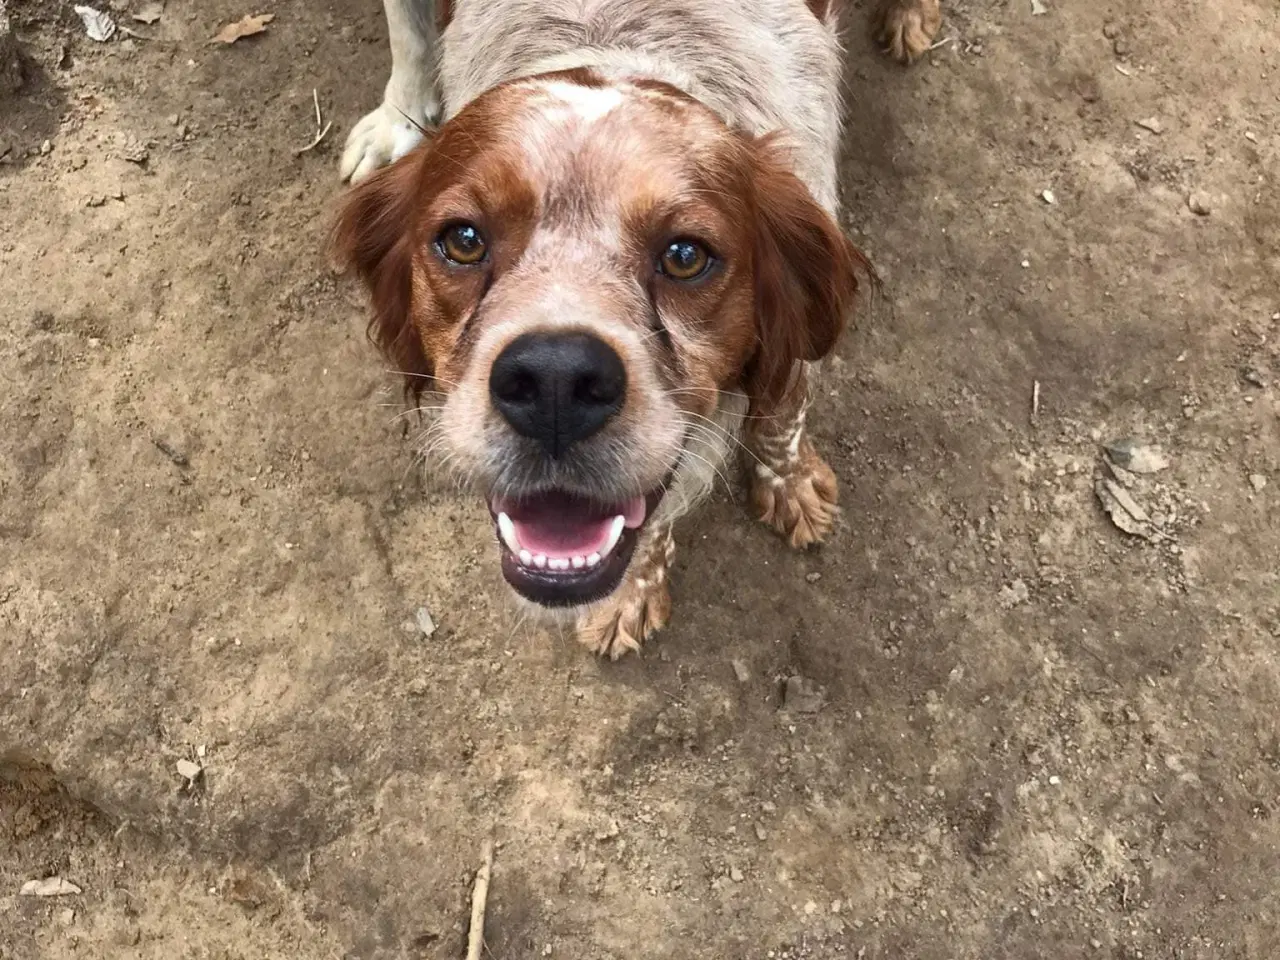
[335,70,859,609]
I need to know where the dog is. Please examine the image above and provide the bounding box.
[333,0,941,658]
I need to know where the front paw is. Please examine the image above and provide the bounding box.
[340,99,439,183]
[877,0,942,64]
[575,572,671,660]
[749,441,839,550]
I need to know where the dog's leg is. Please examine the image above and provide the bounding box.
[576,525,675,660]
[744,369,839,550]
[876,0,942,63]
[341,0,442,183]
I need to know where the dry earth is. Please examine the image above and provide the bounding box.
[2,1,1279,958]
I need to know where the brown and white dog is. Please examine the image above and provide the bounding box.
[334,0,941,657]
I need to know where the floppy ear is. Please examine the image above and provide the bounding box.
[744,136,866,411]
[331,148,432,400]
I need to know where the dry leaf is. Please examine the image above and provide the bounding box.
[213,13,274,45]
[73,5,117,42]
[133,3,164,25]
[20,877,83,897]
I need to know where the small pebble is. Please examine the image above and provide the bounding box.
[1188,192,1212,216]
[1249,474,1267,492]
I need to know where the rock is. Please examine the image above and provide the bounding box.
[1134,117,1164,135]
[0,2,23,94]
[1249,474,1268,492]
[1104,439,1170,474]
[804,571,822,584]
[1041,188,1057,204]
[782,675,825,715]
[731,659,750,684]
[729,866,744,882]
[1188,192,1212,216]
[998,579,1030,609]
[175,759,203,781]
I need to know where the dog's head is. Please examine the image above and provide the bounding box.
[334,70,861,609]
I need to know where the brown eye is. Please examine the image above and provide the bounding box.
[659,239,712,281]
[438,223,488,265]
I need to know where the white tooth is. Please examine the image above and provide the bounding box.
[572,556,586,570]
[602,516,625,557]
[497,513,520,554]
[518,549,533,566]
[533,554,547,569]
[550,558,570,571]
[586,552,601,568]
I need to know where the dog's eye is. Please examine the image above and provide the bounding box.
[438,223,488,265]
[658,239,712,281]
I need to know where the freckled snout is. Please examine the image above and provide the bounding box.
[489,331,627,458]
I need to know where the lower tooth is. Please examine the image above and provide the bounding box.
[519,549,533,566]
[586,552,601,568]
[571,556,585,570]
[550,558,569,571]
[533,554,547,569]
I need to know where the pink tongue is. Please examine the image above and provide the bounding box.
[495,493,647,559]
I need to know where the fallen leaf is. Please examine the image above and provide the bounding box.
[213,13,274,45]
[73,5,117,42]
[20,877,83,897]
[414,606,436,638]
[133,3,164,25]
[1095,478,1155,539]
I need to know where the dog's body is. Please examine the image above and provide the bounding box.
[336,0,941,657]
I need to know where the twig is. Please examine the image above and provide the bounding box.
[294,120,333,156]
[152,436,189,467]
[1031,380,1041,419]
[466,840,495,960]
[312,88,321,130]
[928,35,954,51]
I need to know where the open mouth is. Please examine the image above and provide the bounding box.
[489,487,666,607]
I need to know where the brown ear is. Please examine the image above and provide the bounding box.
[745,136,866,411]
[330,149,431,400]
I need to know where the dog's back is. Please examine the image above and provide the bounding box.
[439,0,845,211]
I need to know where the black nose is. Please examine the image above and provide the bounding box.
[489,332,627,457]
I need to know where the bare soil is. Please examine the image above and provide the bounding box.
[2,1,1278,958]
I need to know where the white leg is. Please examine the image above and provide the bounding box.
[341,0,442,183]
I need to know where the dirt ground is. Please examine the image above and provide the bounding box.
[2,0,1278,958]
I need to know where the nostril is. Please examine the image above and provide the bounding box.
[496,368,539,406]
[574,370,624,407]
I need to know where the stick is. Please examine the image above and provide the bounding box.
[1031,380,1041,418]
[294,120,333,156]
[312,88,322,131]
[466,840,495,960]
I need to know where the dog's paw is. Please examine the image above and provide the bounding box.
[877,0,942,64]
[575,567,672,660]
[340,99,439,183]
[750,440,839,550]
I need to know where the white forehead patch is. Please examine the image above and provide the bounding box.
[537,80,625,124]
